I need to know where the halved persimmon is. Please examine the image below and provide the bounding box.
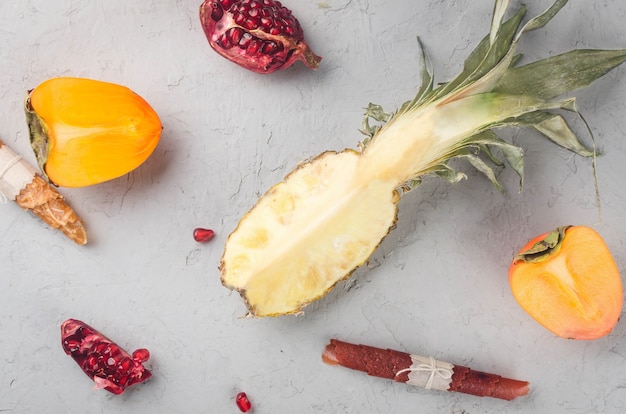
[509,226,623,340]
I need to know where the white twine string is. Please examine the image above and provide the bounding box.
[0,155,24,204]
[395,356,453,390]
[0,155,23,180]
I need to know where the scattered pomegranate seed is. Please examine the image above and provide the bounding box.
[193,228,215,243]
[199,0,322,74]
[61,319,152,395]
[235,392,252,412]
[132,348,151,363]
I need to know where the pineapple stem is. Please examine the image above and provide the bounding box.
[359,93,561,188]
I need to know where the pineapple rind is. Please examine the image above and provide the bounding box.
[220,150,399,316]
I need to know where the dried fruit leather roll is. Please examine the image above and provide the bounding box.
[322,339,529,401]
[0,139,86,244]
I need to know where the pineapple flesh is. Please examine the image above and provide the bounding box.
[221,150,399,316]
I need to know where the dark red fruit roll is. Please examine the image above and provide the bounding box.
[323,339,529,401]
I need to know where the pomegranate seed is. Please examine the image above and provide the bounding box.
[118,357,133,371]
[243,18,257,30]
[118,375,129,386]
[86,355,100,371]
[132,348,150,363]
[261,41,278,55]
[199,0,322,74]
[247,39,262,55]
[63,338,81,351]
[229,27,244,44]
[94,342,108,354]
[210,3,223,20]
[61,319,152,395]
[235,392,252,412]
[218,35,234,50]
[105,343,120,356]
[239,32,253,48]
[193,228,215,243]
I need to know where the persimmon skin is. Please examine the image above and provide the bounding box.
[509,226,623,340]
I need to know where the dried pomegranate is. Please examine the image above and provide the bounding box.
[61,319,152,395]
[199,0,322,74]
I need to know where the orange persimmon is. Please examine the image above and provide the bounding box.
[25,77,162,187]
[509,226,623,340]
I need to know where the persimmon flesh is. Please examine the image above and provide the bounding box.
[509,226,623,340]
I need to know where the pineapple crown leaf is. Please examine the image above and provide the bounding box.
[364,103,392,124]
[425,2,528,103]
[492,49,626,100]
[397,129,525,194]
[398,163,467,195]
[360,0,562,142]
[359,103,393,145]
[414,37,435,106]
[502,111,597,157]
[437,0,570,104]
[459,151,505,193]
[434,142,508,193]
[363,0,625,197]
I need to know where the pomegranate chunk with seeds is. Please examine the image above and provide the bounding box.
[61,319,152,395]
[199,0,322,74]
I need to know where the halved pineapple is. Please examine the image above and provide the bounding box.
[220,0,626,316]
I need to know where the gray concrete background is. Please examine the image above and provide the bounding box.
[1,1,626,412]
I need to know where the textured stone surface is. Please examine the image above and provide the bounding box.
[1,1,626,412]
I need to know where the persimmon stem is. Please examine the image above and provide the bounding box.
[513,226,570,263]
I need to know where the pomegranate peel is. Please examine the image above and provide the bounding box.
[509,226,623,340]
[199,0,321,74]
[61,319,152,395]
